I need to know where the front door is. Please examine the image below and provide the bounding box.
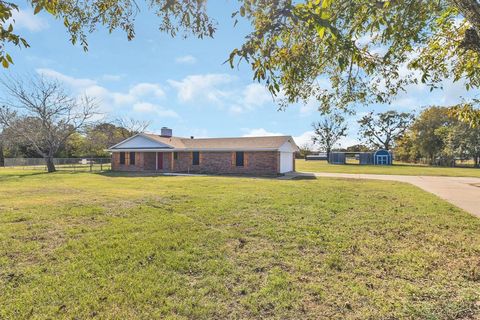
[157,152,163,170]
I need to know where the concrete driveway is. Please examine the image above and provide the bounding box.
[293,172,480,218]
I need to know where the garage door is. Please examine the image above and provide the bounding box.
[280,152,293,173]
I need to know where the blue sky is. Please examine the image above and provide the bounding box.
[5,1,477,149]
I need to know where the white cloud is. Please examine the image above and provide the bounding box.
[37,68,96,88]
[293,131,315,149]
[169,74,276,114]
[133,102,178,118]
[9,8,48,32]
[168,74,234,104]
[102,74,123,81]
[129,83,165,98]
[243,83,272,107]
[299,98,319,116]
[338,136,361,149]
[36,68,171,116]
[294,130,360,151]
[242,128,285,137]
[175,55,197,64]
[229,83,273,114]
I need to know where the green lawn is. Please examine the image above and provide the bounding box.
[1,169,479,319]
[297,159,480,177]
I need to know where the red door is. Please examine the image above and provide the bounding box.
[157,153,163,170]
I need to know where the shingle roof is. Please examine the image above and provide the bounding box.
[143,133,297,151]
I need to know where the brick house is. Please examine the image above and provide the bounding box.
[107,127,299,175]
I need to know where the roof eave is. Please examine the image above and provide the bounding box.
[107,147,281,152]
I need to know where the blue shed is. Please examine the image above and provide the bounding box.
[329,152,346,164]
[374,149,393,165]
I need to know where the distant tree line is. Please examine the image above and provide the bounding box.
[311,107,480,167]
[395,107,480,167]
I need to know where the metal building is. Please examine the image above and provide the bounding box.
[328,150,393,165]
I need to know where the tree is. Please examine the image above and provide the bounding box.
[0,129,4,166]
[451,102,480,128]
[298,143,313,159]
[3,1,480,124]
[0,0,214,68]
[358,111,414,150]
[79,120,148,157]
[311,113,347,162]
[0,75,98,172]
[115,118,150,139]
[409,107,454,164]
[230,1,480,124]
[392,106,480,166]
[394,133,419,163]
[346,144,371,152]
[462,124,480,167]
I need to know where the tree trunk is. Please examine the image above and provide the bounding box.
[326,147,331,164]
[450,0,480,52]
[45,156,56,172]
[0,142,4,167]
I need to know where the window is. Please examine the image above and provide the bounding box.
[174,152,178,160]
[130,152,136,165]
[377,155,388,165]
[192,152,200,165]
[235,151,244,167]
[119,152,125,165]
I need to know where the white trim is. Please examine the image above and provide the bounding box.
[109,133,174,150]
[108,133,142,150]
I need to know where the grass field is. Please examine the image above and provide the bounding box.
[1,169,479,319]
[296,159,480,177]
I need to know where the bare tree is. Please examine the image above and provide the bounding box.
[0,75,98,172]
[0,129,4,167]
[115,117,151,138]
[358,111,414,150]
[312,113,347,163]
[298,143,313,159]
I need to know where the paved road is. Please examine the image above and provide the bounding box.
[293,172,480,218]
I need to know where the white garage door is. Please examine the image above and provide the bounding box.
[280,152,294,173]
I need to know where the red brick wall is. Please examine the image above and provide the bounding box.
[112,152,145,171]
[172,151,279,175]
[143,152,156,170]
[112,151,280,175]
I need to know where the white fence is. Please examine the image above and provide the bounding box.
[3,158,111,171]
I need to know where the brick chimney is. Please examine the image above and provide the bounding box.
[160,127,172,137]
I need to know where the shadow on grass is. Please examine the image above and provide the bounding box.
[96,171,165,178]
[291,175,318,180]
[96,170,284,180]
[0,169,50,180]
[0,168,113,181]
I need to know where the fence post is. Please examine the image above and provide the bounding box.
[90,159,93,172]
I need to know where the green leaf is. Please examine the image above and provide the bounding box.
[318,27,325,39]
